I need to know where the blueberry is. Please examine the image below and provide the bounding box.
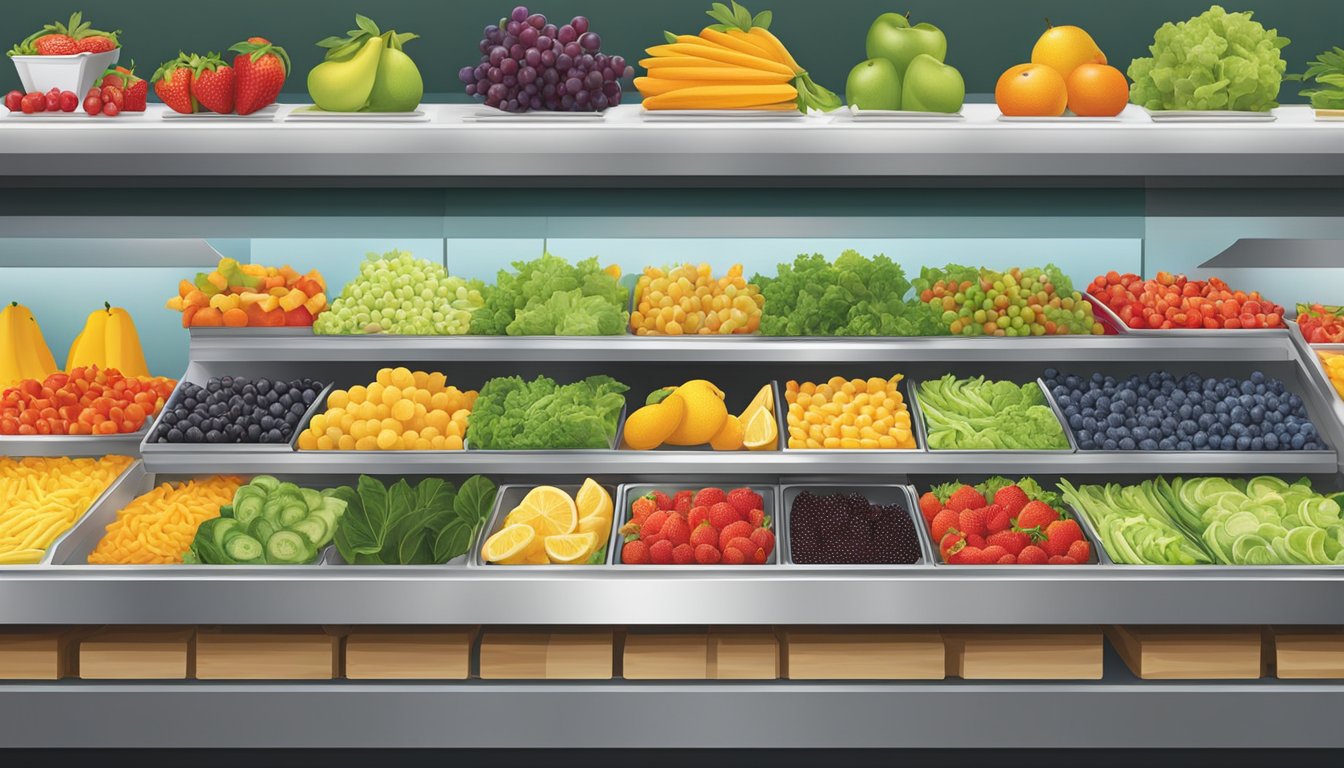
[1107,413,1125,428]
[266,428,284,443]
[1160,437,1177,450]
[1079,438,1095,450]
[268,403,285,418]
[167,427,183,442]
[1044,368,1059,380]
[1119,437,1137,450]
[1177,440,1193,451]
[183,398,198,410]
[1220,435,1236,450]
[303,389,318,405]
[1251,437,1265,451]
[185,426,204,442]
[246,424,262,441]
[1103,439,1119,450]
[256,379,271,395]
[1231,406,1249,424]
[1069,415,1084,430]
[279,394,293,409]
[1230,423,1247,438]
[1140,439,1159,451]
[260,415,275,430]
[1264,433,1279,450]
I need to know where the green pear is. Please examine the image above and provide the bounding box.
[846,58,902,111]
[308,35,383,112]
[866,12,948,79]
[367,46,423,112]
[901,53,964,113]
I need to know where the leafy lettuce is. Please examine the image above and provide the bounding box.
[332,475,496,565]
[466,374,628,449]
[752,251,936,336]
[917,375,1070,451]
[470,252,628,336]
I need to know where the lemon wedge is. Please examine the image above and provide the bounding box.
[743,405,778,451]
[482,524,538,564]
[544,532,598,564]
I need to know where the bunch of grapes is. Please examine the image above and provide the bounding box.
[459,6,634,113]
[313,250,486,336]
[916,265,1105,337]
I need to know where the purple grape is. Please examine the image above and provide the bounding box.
[519,66,537,84]
[488,67,503,83]
[542,68,558,84]
[458,66,475,84]
[591,92,608,110]
[489,46,506,66]
[500,58,518,76]
[510,43,525,59]
[502,74,517,87]
[579,53,594,69]
[564,42,581,58]
[528,13,545,29]
[525,48,541,67]
[542,24,557,37]
[541,49,556,67]
[584,70,603,89]
[519,26,538,47]
[556,53,573,71]
[465,83,477,96]
[575,90,590,106]
[571,16,589,34]
[561,94,575,109]
[579,32,601,52]
[536,35,551,50]
[558,25,576,44]
[506,20,522,36]
[510,6,528,22]
[611,55,625,71]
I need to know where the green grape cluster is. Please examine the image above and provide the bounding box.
[914,264,1105,337]
[313,250,487,336]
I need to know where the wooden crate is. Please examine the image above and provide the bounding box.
[1107,625,1265,680]
[623,628,778,680]
[1268,627,1344,679]
[0,627,83,680]
[80,626,194,680]
[478,628,614,680]
[345,627,476,680]
[944,628,1103,680]
[780,628,944,680]
[195,627,341,680]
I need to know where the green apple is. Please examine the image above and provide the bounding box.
[901,53,964,113]
[846,58,902,111]
[865,12,948,79]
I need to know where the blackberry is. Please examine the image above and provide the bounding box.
[789,491,922,565]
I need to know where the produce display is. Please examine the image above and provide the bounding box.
[297,367,474,451]
[66,303,149,377]
[1,368,175,436]
[1058,479,1210,565]
[784,375,916,450]
[635,2,841,113]
[1296,304,1344,344]
[1294,48,1344,110]
[152,38,288,115]
[914,264,1104,337]
[466,374,626,450]
[915,375,1070,451]
[481,479,613,564]
[470,253,626,336]
[624,380,775,452]
[618,485,773,565]
[1087,271,1285,331]
[848,11,963,113]
[167,257,327,328]
[996,22,1127,117]
[920,477,1091,565]
[789,490,921,565]
[754,252,934,337]
[331,475,496,565]
[460,5,632,113]
[151,376,325,445]
[87,476,244,565]
[1320,351,1344,400]
[314,250,483,336]
[1128,5,1288,112]
[184,476,347,565]
[0,302,58,388]
[310,15,421,113]
[0,455,134,564]
[630,263,763,336]
[7,12,118,56]
[1043,368,1322,452]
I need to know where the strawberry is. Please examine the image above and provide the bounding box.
[918,491,942,523]
[993,485,1031,516]
[672,543,694,565]
[229,37,290,115]
[102,65,147,111]
[647,491,669,510]
[981,545,1008,563]
[708,502,741,529]
[749,527,775,556]
[984,504,1011,533]
[746,508,766,528]
[948,544,989,565]
[639,510,669,541]
[673,490,693,516]
[725,536,761,563]
[693,487,727,509]
[947,485,987,512]
[191,54,234,114]
[726,487,763,517]
[1015,501,1060,531]
[77,35,118,54]
[34,35,78,55]
[13,14,119,56]
[722,546,746,565]
[694,543,721,564]
[630,494,657,524]
[661,515,691,547]
[689,522,718,549]
[986,529,1029,556]
[1048,555,1079,565]
[1017,545,1049,565]
[1066,539,1092,563]
[930,508,960,542]
[686,505,710,529]
[965,533,986,549]
[649,539,674,565]
[997,554,1018,564]
[1042,519,1084,557]
[621,539,649,565]
[939,531,964,562]
[153,53,199,114]
[958,508,988,537]
[718,520,754,551]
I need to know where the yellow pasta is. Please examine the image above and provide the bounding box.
[87,476,242,565]
[0,456,133,564]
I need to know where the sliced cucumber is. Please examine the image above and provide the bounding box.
[265,530,315,564]
[290,517,330,547]
[278,502,308,528]
[211,518,241,548]
[224,533,264,562]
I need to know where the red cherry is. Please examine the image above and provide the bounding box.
[101,101,120,117]
[83,95,102,115]
[59,91,78,112]
[4,90,23,112]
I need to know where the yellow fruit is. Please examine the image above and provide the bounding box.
[576,513,613,539]
[742,406,778,450]
[482,524,538,564]
[622,393,686,450]
[784,375,914,450]
[1030,23,1106,80]
[544,532,598,564]
[575,478,613,521]
[709,413,745,451]
[514,485,577,536]
[665,380,728,446]
[743,383,774,416]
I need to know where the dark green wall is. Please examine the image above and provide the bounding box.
[3,1,1338,98]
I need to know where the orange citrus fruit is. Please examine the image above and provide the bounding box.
[995,63,1068,117]
[1066,63,1129,117]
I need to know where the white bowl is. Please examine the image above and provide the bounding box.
[11,49,120,97]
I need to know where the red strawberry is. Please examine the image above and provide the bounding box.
[1042,519,1084,558]
[939,531,964,561]
[229,37,290,115]
[986,529,1029,556]
[686,505,710,529]
[672,543,694,565]
[3,91,22,112]
[104,66,147,111]
[191,55,235,114]
[153,54,199,114]
[726,487,763,516]
[984,504,1011,532]
[1017,545,1049,565]
[965,533,986,549]
[719,520,754,551]
[947,485,987,512]
[694,543,721,564]
[1067,539,1092,563]
[948,544,990,565]
[621,539,649,564]
[673,490,693,516]
[997,554,1018,564]
[1048,555,1079,565]
[34,35,78,55]
[693,487,727,509]
[708,502,741,529]
[661,515,691,547]
[981,545,1008,563]
[918,491,942,523]
[746,508,766,528]
[14,13,117,56]
[100,85,123,109]
[725,536,761,563]
[993,485,1031,516]
[1015,501,1060,532]
[630,494,657,524]
[958,508,988,537]
[689,522,718,548]
[123,79,147,111]
[722,546,746,565]
[639,510,669,541]
[652,491,673,510]
[649,539,674,564]
[77,35,118,54]
[930,508,960,542]
[749,527,775,556]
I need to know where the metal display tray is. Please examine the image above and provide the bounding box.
[779,484,934,567]
[1088,293,1293,338]
[908,378,1077,454]
[775,376,926,454]
[474,482,620,567]
[1298,341,1344,429]
[27,457,142,565]
[0,425,151,458]
[140,375,332,454]
[612,482,782,567]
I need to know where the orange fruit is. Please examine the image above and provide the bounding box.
[995,63,1068,117]
[1066,63,1129,117]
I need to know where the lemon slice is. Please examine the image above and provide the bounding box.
[742,383,775,417]
[482,524,537,564]
[575,478,613,521]
[514,485,577,536]
[576,513,613,546]
[544,532,598,564]
[743,404,778,450]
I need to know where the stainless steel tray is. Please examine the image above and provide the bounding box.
[612,482,781,567]
[1088,292,1292,338]
[474,482,619,567]
[140,375,332,454]
[776,376,926,454]
[909,378,1076,454]
[1298,342,1344,427]
[780,484,934,567]
[0,426,151,458]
